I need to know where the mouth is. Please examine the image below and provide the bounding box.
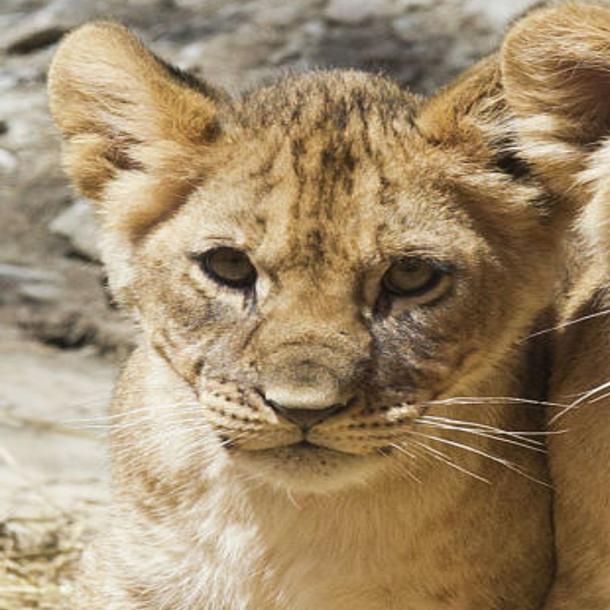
[250,439,352,456]
[290,440,321,450]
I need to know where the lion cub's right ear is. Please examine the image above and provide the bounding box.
[48,21,229,236]
[48,22,231,303]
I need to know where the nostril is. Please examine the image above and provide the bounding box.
[265,399,348,430]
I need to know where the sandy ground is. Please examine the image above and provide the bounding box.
[0,324,115,608]
[0,325,113,524]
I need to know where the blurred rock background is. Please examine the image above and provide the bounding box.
[1,0,542,605]
[1,0,540,361]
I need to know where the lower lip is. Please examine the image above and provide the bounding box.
[292,441,322,450]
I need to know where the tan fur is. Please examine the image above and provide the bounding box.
[500,3,610,608]
[46,10,610,609]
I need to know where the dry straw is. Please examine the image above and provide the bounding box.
[0,514,87,610]
[0,400,104,609]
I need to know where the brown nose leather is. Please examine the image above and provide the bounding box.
[265,400,348,430]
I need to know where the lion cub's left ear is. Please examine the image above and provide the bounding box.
[501,3,610,244]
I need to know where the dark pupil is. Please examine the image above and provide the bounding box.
[206,248,255,287]
[392,262,428,284]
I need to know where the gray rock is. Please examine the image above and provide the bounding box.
[6,26,66,55]
[18,282,63,303]
[302,19,327,39]
[464,0,537,28]
[2,0,95,56]
[49,199,102,262]
[254,3,305,27]
[325,0,388,24]
[0,70,19,93]
[396,0,431,9]
[0,337,114,519]
[0,149,17,174]
[0,263,62,284]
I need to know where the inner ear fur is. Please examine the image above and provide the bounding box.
[48,21,229,237]
[501,3,610,207]
[415,55,507,153]
[419,4,610,249]
[48,21,231,304]
[414,56,553,227]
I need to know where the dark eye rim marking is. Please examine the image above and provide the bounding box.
[190,247,257,290]
[381,257,453,301]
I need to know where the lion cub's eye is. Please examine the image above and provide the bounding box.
[197,247,257,290]
[381,259,446,300]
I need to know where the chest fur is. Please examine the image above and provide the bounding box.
[104,464,552,610]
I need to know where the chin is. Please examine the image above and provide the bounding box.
[230,443,387,494]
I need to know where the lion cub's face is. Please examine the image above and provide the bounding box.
[131,73,557,491]
[49,23,570,492]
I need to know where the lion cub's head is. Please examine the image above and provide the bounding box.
[48,6,610,492]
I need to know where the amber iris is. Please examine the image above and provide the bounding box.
[382,259,443,297]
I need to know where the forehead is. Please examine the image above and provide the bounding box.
[187,72,476,269]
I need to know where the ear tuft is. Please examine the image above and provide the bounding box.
[415,55,506,150]
[48,22,224,143]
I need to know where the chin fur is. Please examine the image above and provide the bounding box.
[228,445,387,494]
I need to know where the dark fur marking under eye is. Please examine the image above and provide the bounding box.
[373,291,393,319]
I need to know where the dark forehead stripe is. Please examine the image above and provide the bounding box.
[287,132,361,267]
[248,141,284,200]
[239,69,418,135]
[239,70,420,269]
[241,70,418,199]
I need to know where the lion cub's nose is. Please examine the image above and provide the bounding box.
[262,370,352,428]
[265,398,348,430]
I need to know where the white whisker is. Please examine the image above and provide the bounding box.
[519,307,610,342]
[415,419,546,454]
[424,395,566,409]
[385,444,422,484]
[417,415,547,443]
[550,379,610,424]
[406,438,490,484]
[407,430,551,488]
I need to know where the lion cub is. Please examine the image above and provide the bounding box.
[46,6,606,609]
